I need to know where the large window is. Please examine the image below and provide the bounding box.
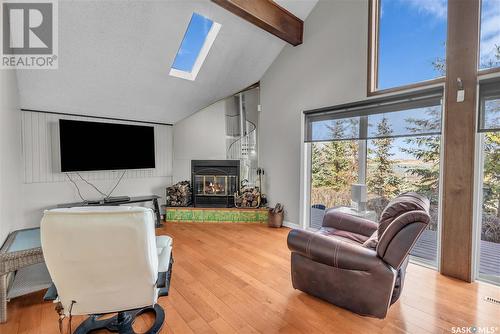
[476,81,500,284]
[361,0,499,282]
[307,90,443,266]
[479,0,500,70]
[370,0,447,91]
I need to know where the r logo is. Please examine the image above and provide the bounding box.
[2,2,53,54]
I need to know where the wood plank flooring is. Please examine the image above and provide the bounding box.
[1,223,499,334]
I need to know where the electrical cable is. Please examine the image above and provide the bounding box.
[76,172,107,197]
[105,170,126,199]
[67,171,127,201]
[76,171,127,199]
[65,173,86,202]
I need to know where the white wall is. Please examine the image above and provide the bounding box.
[0,70,22,244]
[259,0,369,226]
[21,111,172,183]
[1,102,173,237]
[172,100,227,182]
[16,112,174,230]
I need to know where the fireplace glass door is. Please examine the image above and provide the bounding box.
[194,175,238,196]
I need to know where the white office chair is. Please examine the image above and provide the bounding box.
[40,206,173,334]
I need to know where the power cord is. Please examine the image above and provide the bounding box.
[76,172,107,197]
[75,171,127,199]
[66,171,127,201]
[65,173,86,202]
[105,170,126,199]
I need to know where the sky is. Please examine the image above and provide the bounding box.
[378,0,500,89]
[378,0,447,89]
[171,13,213,73]
[172,2,500,82]
[480,0,500,68]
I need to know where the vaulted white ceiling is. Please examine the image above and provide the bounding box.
[16,0,317,124]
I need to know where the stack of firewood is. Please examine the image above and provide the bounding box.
[234,187,261,208]
[166,181,191,207]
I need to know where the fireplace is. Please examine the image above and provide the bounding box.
[191,160,240,207]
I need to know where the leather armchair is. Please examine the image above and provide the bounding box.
[41,206,173,334]
[288,192,430,318]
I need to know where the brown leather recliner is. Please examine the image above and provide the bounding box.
[287,192,430,318]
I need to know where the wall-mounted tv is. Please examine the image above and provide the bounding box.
[59,119,155,172]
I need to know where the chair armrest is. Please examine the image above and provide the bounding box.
[322,210,378,237]
[287,229,383,271]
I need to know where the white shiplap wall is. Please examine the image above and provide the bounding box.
[22,110,173,184]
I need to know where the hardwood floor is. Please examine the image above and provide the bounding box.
[1,223,499,334]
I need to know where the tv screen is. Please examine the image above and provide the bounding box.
[59,119,155,172]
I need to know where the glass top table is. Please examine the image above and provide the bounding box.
[2,228,41,253]
[0,227,46,323]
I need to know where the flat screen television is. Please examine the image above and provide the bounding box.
[59,119,155,172]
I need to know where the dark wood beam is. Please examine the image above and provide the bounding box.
[211,0,303,46]
[440,0,480,282]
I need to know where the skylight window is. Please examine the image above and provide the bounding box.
[169,13,221,81]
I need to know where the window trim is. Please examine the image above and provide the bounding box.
[169,14,222,81]
[479,67,500,77]
[473,132,500,285]
[478,77,500,133]
[478,0,500,75]
[473,75,500,285]
[366,0,379,95]
[367,0,446,96]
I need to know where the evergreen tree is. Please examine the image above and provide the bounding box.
[310,120,359,191]
[346,119,360,183]
[321,121,352,191]
[483,125,500,218]
[433,44,500,73]
[367,117,403,197]
[400,106,441,202]
[311,143,329,187]
[482,44,500,69]
[412,44,500,202]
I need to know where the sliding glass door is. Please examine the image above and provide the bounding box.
[476,80,500,285]
[307,90,443,266]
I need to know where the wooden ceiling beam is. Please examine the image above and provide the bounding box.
[211,0,303,46]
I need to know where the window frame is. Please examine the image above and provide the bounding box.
[473,130,500,285]
[366,0,446,96]
[169,13,222,81]
[478,0,500,74]
[368,0,500,96]
[473,74,500,285]
[479,67,500,77]
[304,86,446,268]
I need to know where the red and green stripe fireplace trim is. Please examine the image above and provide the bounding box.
[165,207,268,223]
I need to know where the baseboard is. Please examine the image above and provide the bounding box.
[282,220,300,229]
